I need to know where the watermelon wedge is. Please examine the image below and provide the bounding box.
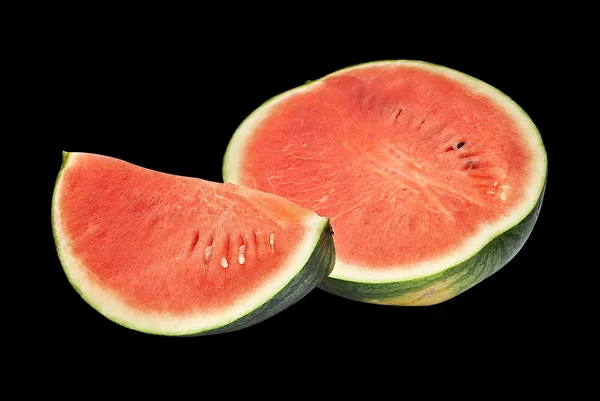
[51,152,335,335]
[223,60,547,306]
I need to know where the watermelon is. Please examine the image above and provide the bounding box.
[222,60,547,306]
[51,152,335,335]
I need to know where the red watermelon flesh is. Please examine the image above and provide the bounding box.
[52,152,335,335]
[223,61,547,305]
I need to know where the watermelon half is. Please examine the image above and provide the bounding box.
[223,60,547,306]
[51,152,335,335]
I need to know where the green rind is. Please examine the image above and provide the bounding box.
[222,59,548,306]
[319,182,546,306]
[52,152,336,336]
[187,222,336,336]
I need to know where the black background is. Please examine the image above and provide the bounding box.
[36,13,573,356]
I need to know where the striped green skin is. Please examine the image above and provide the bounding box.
[54,220,335,337]
[223,60,548,307]
[189,223,335,336]
[52,152,336,336]
[319,183,546,306]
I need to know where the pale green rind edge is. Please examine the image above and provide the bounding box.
[224,59,547,185]
[221,60,548,304]
[319,181,545,305]
[51,152,336,336]
[188,222,335,335]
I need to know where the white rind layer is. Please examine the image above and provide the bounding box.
[223,60,548,284]
[52,152,328,335]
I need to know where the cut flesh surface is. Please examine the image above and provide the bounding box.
[224,60,547,288]
[52,152,334,335]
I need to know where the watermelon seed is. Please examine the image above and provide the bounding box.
[395,108,403,118]
[499,185,510,201]
[466,160,477,169]
[221,256,228,268]
[446,142,466,152]
[270,233,275,253]
[238,245,246,265]
[204,246,212,261]
[494,181,498,186]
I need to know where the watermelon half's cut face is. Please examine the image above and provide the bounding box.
[223,60,547,306]
[51,152,335,335]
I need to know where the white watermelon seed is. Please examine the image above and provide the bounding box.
[270,233,274,252]
[238,245,246,265]
[221,256,228,268]
[500,185,509,201]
